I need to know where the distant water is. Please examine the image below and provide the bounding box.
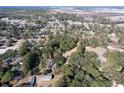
[0,6,124,13]
[0,6,124,9]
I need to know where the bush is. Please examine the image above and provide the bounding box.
[1,71,14,83]
[54,53,66,68]
[0,71,5,80]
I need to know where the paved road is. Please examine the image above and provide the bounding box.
[0,39,24,55]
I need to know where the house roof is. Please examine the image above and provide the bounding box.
[1,84,10,87]
[41,74,53,80]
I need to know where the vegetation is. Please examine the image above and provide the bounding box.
[1,8,124,87]
[18,41,30,56]
[0,71,5,80]
[1,71,14,83]
[102,51,124,84]
[47,35,78,52]
[23,51,39,74]
[55,43,111,87]
[0,50,17,60]
[54,53,66,68]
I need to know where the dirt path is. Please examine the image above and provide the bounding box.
[112,79,123,87]
[13,76,30,87]
[107,46,124,52]
[16,39,25,49]
[0,39,24,55]
[14,74,63,87]
[86,46,107,63]
[36,74,63,87]
[62,42,80,65]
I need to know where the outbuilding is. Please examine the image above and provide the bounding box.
[41,74,54,81]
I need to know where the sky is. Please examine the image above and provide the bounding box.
[0,0,123,6]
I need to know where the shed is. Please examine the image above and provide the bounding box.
[41,74,53,81]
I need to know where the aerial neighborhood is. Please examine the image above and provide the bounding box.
[0,6,124,87]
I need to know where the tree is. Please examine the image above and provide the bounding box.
[1,71,14,83]
[23,51,39,74]
[31,46,42,56]
[54,53,66,68]
[18,41,30,56]
[47,35,78,53]
[0,71,5,80]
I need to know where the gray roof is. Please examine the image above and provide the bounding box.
[1,84,10,87]
[41,74,53,80]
